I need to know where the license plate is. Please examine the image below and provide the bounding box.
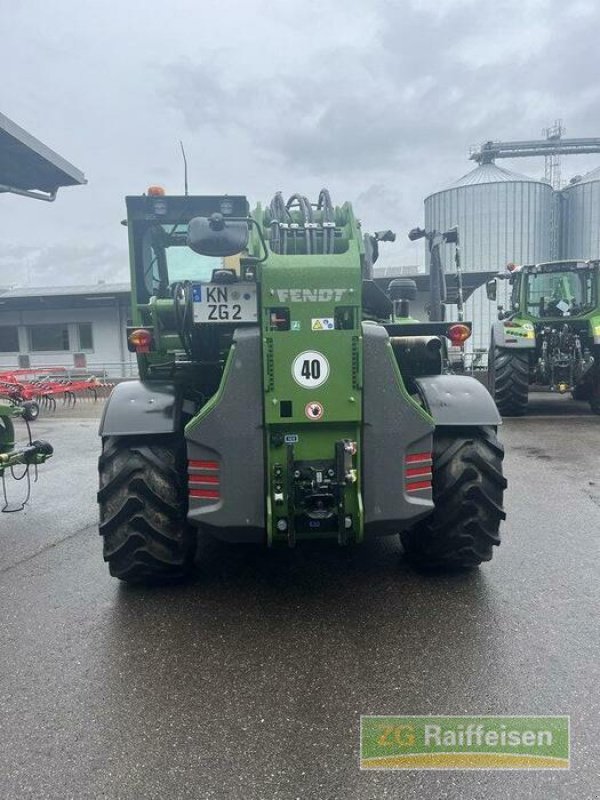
[192,283,257,323]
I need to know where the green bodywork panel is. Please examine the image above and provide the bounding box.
[260,246,364,543]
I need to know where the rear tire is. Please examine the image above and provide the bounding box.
[490,345,529,416]
[588,356,600,415]
[589,385,600,415]
[401,426,507,569]
[98,435,195,583]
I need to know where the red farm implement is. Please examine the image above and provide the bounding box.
[0,369,113,418]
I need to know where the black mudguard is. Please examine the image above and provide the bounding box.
[185,328,265,543]
[362,323,435,536]
[99,381,181,437]
[414,375,501,427]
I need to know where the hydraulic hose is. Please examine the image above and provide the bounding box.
[317,188,335,254]
[269,191,291,254]
[173,281,193,357]
[286,193,314,255]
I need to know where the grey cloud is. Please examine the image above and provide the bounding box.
[4,0,600,279]
[0,242,128,289]
[160,0,600,177]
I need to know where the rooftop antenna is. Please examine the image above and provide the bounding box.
[179,140,189,195]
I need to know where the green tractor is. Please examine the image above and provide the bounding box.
[487,260,600,415]
[98,188,506,582]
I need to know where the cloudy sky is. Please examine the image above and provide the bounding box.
[2,0,600,287]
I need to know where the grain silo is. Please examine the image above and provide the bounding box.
[560,166,600,259]
[424,162,554,350]
[425,162,554,272]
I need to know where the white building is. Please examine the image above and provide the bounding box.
[0,283,135,377]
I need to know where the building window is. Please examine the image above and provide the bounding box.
[28,324,70,352]
[78,322,94,351]
[0,326,19,353]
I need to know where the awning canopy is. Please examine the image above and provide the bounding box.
[0,112,86,200]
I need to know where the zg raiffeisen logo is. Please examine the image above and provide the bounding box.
[360,716,570,770]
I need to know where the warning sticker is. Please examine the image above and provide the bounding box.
[311,318,335,331]
[291,320,301,331]
[305,401,324,421]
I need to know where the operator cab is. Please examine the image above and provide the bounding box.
[523,260,597,318]
[126,192,252,305]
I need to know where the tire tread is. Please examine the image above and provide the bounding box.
[492,347,529,416]
[401,426,507,569]
[98,435,194,582]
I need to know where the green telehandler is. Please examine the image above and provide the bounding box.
[98,188,506,582]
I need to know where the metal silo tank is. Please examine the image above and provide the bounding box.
[424,162,554,273]
[561,166,600,259]
[424,163,554,351]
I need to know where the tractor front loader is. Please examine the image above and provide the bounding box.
[98,188,506,583]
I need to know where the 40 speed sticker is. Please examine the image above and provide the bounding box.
[292,351,330,389]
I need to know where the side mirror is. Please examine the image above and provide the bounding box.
[187,213,249,257]
[486,279,497,301]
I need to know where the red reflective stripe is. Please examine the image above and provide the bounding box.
[188,475,219,485]
[406,481,432,492]
[188,460,219,470]
[406,466,432,478]
[405,452,432,464]
[189,488,220,499]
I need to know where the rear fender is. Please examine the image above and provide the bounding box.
[99,381,180,436]
[414,374,501,427]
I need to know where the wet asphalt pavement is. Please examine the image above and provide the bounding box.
[0,396,599,799]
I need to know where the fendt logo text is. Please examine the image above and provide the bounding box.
[275,289,348,302]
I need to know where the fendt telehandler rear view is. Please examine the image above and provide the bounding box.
[487,260,600,415]
[98,189,507,583]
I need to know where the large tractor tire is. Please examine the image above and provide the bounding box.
[98,435,195,583]
[489,345,529,416]
[401,426,506,569]
[589,381,600,416]
[587,352,600,415]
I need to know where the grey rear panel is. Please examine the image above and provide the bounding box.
[186,327,265,542]
[99,380,180,436]
[414,374,502,426]
[362,323,435,536]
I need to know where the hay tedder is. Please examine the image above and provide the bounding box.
[0,399,53,509]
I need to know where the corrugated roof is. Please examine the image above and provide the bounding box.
[0,283,130,299]
[574,165,600,184]
[0,112,86,193]
[447,162,539,189]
